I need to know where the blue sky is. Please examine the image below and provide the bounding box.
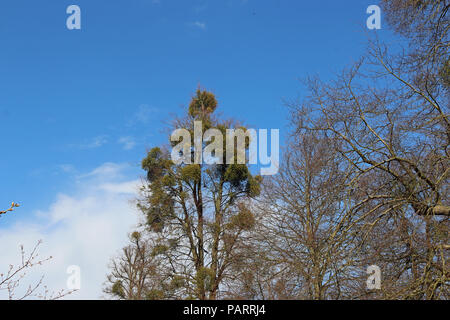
[0,0,392,298]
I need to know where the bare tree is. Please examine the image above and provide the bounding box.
[290,19,449,298]
[233,135,367,299]
[1,203,75,300]
[104,231,183,300]
[0,240,74,300]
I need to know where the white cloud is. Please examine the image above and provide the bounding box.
[118,136,137,150]
[59,164,76,174]
[127,104,157,127]
[99,180,140,194]
[76,162,127,180]
[190,21,206,29]
[72,135,108,150]
[0,163,142,299]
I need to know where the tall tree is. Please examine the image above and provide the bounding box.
[137,88,261,300]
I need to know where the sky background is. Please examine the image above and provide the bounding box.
[0,0,393,299]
